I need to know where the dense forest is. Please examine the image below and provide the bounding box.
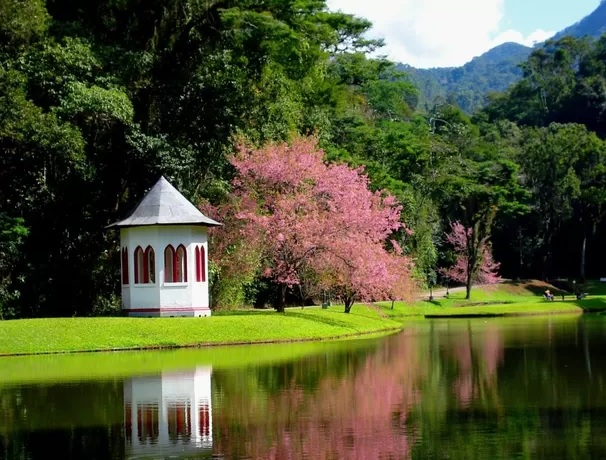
[2,0,606,318]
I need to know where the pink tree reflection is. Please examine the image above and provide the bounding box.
[214,331,425,459]
[449,323,505,407]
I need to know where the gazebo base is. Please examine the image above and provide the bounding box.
[124,307,211,317]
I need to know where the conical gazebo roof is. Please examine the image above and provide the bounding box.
[107,176,222,228]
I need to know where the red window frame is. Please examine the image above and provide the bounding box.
[164,244,188,283]
[176,244,187,282]
[144,245,155,283]
[164,245,175,282]
[134,245,155,284]
[121,247,129,284]
[134,246,143,284]
[195,245,206,282]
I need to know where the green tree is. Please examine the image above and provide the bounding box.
[0,214,28,318]
[432,119,526,298]
[516,124,584,278]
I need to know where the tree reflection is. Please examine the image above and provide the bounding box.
[213,330,425,459]
[4,317,606,459]
[449,321,504,407]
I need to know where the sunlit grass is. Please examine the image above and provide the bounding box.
[0,306,401,356]
[377,280,606,317]
[3,280,606,357]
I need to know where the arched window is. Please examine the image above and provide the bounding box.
[121,247,129,285]
[176,245,187,282]
[145,246,155,283]
[134,246,144,284]
[195,245,206,282]
[164,244,188,283]
[195,246,200,282]
[134,246,155,284]
[199,403,210,437]
[164,245,175,282]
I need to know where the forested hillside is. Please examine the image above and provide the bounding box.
[2,1,606,318]
[406,1,606,114]
[554,0,606,40]
[401,42,531,113]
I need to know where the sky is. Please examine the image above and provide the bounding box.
[325,0,602,68]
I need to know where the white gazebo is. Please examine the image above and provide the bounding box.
[107,176,222,317]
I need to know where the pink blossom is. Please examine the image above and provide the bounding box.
[439,221,501,285]
[212,137,415,311]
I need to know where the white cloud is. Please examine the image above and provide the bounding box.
[498,28,556,47]
[326,0,556,68]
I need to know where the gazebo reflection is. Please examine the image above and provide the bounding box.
[124,366,212,458]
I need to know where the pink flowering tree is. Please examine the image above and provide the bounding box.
[316,239,414,313]
[215,137,414,312]
[439,221,501,300]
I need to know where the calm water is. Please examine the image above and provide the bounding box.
[2,314,606,459]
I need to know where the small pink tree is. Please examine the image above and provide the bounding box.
[440,221,501,300]
[316,239,414,313]
[213,136,414,312]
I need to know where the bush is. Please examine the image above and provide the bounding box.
[89,293,122,317]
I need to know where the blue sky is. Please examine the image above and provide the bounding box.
[326,0,602,68]
[504,0,599,34]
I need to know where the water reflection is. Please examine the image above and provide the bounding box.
[3,315,606,459]
[124,367,212,458]
[210,329,420,459]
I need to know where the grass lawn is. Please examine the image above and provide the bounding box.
[0,305,401,356]
[2,280,606,357]
[377,279,606,317]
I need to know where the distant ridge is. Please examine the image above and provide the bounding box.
[554,0,606,39]
[400,42,531,113]
[404,1,606,113]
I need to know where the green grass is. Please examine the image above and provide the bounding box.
[377,280,606,318]
[3,280,606,358]
[581,279,606,295]
[0,305,401,356]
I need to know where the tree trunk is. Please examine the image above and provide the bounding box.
[298,284,305,309]
[344,295,354,313]
[275,285,286,313]
[465,254,474,300]
[580,232,587,282]
[517,227,524,278]
[465,230,477,301]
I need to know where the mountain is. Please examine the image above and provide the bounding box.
[554,0,606,39]
[405,1,606,114]
[400,42,531,114]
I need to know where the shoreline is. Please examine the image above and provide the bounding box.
[0,326,402,357]
[1,297,605,356]
[0,307,403,357]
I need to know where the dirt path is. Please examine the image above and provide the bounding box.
[416,285,467,300]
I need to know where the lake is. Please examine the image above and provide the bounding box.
[2,314,606,459]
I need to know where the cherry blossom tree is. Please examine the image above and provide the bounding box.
[439,221,501,299]
[316,239,414,313]
[214,137,414,312]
